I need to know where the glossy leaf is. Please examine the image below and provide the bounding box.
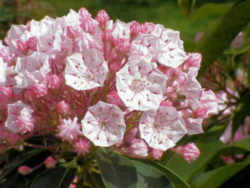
[0,149,44,181]
[190,156,250,188]
[96,149,189,188]
[164,131,224,181]
[197,0,250,74]
[232,91,250,132]
[30,166,76,188]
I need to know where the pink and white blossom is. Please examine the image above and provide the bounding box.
[81,101,126,147]
[139,106,187,150]
[5,101,34,134]
[116,57,166,111]
[64,51,108,91]
[14,52,51,88]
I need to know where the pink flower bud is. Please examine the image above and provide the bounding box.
[123,138,148,158]
[175,142,200,163]
[124,126,139,144]
[220,155,235,164]
[44,156,57,168]
[96,10,110,26]
[0,86,13,106]
[56,100,70,114]
[18,166,32,175]
[130,21,141,36]
[106,90,124,107]
[74,138,91,155]
[79,7,92,20]
[149,148,164,160]
[141,22,155,34]
[47,74,62,89]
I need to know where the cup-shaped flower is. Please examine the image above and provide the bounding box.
[116,57,166,111]
[64,51,108,91]
[131,25,187,68]
[14,52,51,88]
[5,101,34,134]
[81,101,126,147]
[139,106,187,151]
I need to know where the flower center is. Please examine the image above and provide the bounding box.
[130,78,147,93]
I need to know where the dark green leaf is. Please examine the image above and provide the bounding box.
[30,166,76,188]
[164,131,224,181]
[96,149,189,188]
[0,149,44,181]
[190,156,250,188]
[232,91,250,132]
[230,137,250,151]
[197,0,250,74]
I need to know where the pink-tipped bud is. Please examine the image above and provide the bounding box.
[123,138,148,158]
[193,107,207,118]
[47,74,62,89]
[31,84,48,98]
[56,100,70,115]
[80,20,96,33]
[149,148,164,160]
[0,86,13,105]
[17,40,28,54]
[25,84,48,100]
[96,10,110,26]
[184,53,202,68]
[18,166,32,175]
[124,126,139,144]
[220,155,235,164]
[79,7,91,20]
[175,142,200,163]
[130,21,141,36]
[74,138,91,155]
[44,156,57,168]
[106,90,124,107]
[141,22,155,34]
[26,37,37,51]
[109,61,123,72]
[160,100,173,107]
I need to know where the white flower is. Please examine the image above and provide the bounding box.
[15,52,51,88]
[116,57,166,111]
[64,51,108,91]
[81,101,126,147]
[131,25,187,68]
[5,101,34,134]
[139,106,187,151]
[0,58,8,85]
[107,20,130,40]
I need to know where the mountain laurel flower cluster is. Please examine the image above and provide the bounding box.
[0,8,219,159]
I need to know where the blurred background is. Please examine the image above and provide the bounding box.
[0,0,236,51]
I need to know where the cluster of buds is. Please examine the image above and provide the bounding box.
[0,8,219,159]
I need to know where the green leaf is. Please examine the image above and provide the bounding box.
[191,3,232,22]
[197,0,250,74]
[30,166,76,188]
[164,131,224,181]
[178,0,196,15]
[232,91,250,132]
[0,149,44,181]
[225,43,250,55]
[132,159,190,188]
[230,137,250,151]
[190,156,250,188]
[96,149,189,188]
